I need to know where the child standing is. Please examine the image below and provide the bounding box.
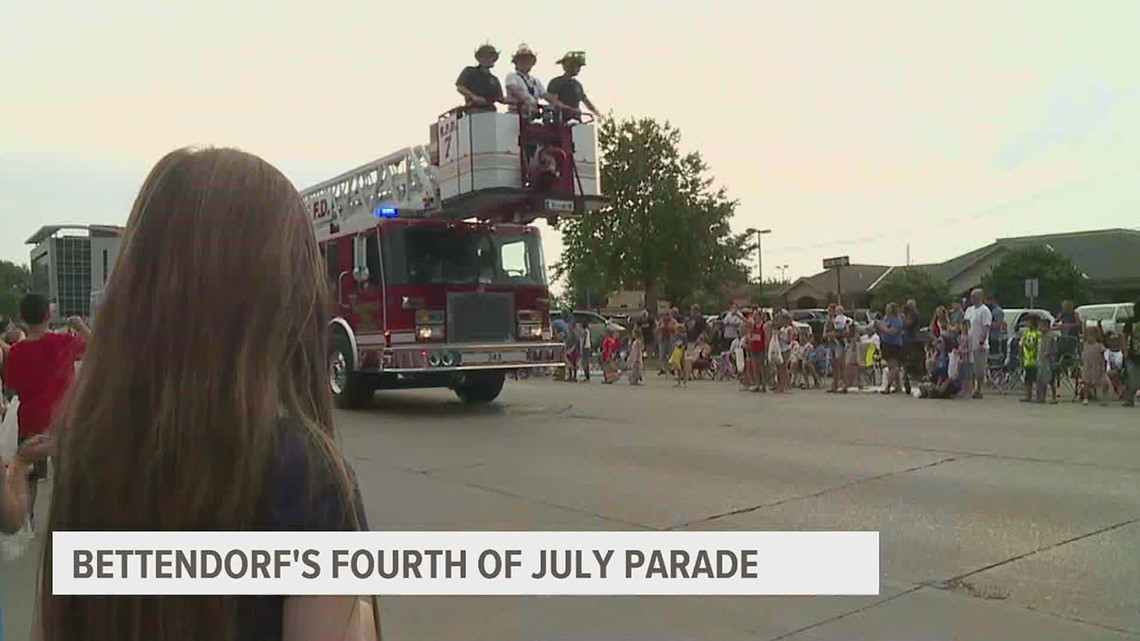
[789,333,804,389]
[767,322,785,392]
[748,314,767,393]
[844,324,862,390]
[956,320,974,398]
[1020,315,1042,402]
[628,332,644,385]
[801,339,818,388]
[775,315,794,393]
[1106,334,1125,397]
[1080,326,1108,405]
[563,325,580,382]
[578,322,592,383]
[600,330,619,384]
[670,323,687,387]
[1036,321,1058,404]
[730,329,747,389]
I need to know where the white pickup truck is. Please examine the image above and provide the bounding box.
[1076,303,1134,336]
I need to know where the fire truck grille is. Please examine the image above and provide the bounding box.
[447,292,516,343]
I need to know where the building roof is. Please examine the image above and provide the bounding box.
[876,228,1140,290]
[994,228,1140,282]
[778,264,893,298]
[25,224,125,245]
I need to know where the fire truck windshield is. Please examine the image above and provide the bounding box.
[382,226,547,287]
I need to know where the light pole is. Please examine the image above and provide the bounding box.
[746,228,772,301]
[778,265,788,281]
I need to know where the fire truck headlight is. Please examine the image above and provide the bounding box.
[417,325,444,341]
[518,324,543,339]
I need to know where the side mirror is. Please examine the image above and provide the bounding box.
[352,236,370,283]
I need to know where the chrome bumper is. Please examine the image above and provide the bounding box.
[366,342,565,374]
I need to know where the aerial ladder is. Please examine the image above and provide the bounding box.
[301,106,604,236]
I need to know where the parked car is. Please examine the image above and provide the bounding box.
[571,310,627,349]
[606,313,636,330]
[990,308,1057,357]
[791,309,829,343]
[1003,308,1057,336]
[1075,302,1134,337]
[792,321,814,341]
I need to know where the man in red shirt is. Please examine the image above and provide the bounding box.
[3,294,90,529]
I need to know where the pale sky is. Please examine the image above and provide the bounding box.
[3,1,1138,293]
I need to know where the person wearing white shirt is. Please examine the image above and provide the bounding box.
[722,305,744,343]
[503,44,574,183]
[504,44,568,118]
[963,288,992,398]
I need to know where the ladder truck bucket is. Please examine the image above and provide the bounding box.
[431,106,605,225]
[299,104,605,232]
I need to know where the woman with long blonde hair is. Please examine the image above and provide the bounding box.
[38,148,378,641]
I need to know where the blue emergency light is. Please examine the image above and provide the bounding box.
[375,206,399,218]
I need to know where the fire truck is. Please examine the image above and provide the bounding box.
[301,105,603,407]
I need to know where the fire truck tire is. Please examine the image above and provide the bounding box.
[455,372,506,404]
[330,332,373,409]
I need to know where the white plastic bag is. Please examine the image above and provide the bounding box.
[0,396,18,461]
[1,395,34,560]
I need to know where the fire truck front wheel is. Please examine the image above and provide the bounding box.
[455,372,506,404]
[330,333,373,409]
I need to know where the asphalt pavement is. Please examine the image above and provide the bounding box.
[2,374,1138,640]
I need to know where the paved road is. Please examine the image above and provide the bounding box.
[3,376,1138,640]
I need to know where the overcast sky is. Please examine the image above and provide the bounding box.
[3,1,1138,291]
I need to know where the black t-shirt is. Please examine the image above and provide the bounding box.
[1058,310,1081,336]
[237,430,369,640]
[687,315,707,342]
[636,318,654,343]
[1125,318,1140,365]
[547,75,585,111]
[903,309,921,341]
[456,66,503,106]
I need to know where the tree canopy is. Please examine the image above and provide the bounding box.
[980,246,1091,311]
[552,116,752,315]
[0,260,31,324]
[871,268,951,317]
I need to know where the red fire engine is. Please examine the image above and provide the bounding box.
[301,105,603,407]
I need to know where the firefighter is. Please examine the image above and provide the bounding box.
[456,43,507,111]
[505,44,573,119]
[547,51,601,122]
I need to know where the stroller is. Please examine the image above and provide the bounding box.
[712,351,735,381]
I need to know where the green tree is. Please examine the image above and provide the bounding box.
[980,246,1091,311]
[552,116,751,315]
[547,290,572,314]
[0,260,31,324]
[749,279,791,307]
[871,268,952,317]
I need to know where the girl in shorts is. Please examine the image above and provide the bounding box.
[748,313,769,393]
[768,322,785,392]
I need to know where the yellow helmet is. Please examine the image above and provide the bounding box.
[556,51,586,66]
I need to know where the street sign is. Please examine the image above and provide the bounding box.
[1024,278,1039,298]
[544,199,575,213]
[823,256,850,269]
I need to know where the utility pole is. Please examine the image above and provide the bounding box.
[747,228,772,303]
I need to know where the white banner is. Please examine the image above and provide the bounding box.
[52,531,879,596]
